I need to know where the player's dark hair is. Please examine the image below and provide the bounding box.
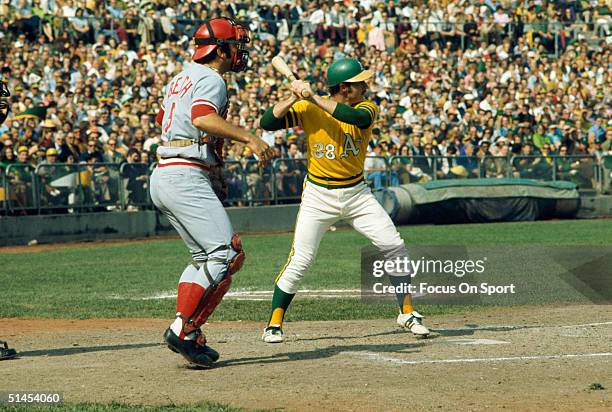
[329,84,341,95]
[195,44,232,65]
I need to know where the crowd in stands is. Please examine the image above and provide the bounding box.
[0,0,611,210]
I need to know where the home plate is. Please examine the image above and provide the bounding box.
[446,339,510,345]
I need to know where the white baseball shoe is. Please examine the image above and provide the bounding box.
[262,326,284,343]
[397,311,430,337]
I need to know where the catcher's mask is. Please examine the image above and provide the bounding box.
[193,18,251,72]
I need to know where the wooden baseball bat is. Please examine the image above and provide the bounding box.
[271,56,312,98]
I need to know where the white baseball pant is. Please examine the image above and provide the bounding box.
[276,180,407,294]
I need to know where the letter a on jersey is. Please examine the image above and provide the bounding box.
[341,133,360,158]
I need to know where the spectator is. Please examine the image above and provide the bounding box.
[457,143,480,178]
[7,146,34,211]
[0,144,15,170]
[80,139,103,163]
[121,148,147,209]
[365,144,388,189]
[419,143,444,180]
[0,0,608,210]
[103,139,125,164]
[53,134,70,162]
[277,142,306,201]
[37,147,70,209]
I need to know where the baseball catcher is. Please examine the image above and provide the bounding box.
[151,18,273,368]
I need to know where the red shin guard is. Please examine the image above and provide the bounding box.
[176,277,233,336]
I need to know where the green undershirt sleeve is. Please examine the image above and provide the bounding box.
[332,103,373,129]
[260,107,289,131]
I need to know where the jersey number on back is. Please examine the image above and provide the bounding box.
[163,101,177,136]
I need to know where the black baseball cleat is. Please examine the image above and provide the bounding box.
[165,328,220,362]
[0,341,17,360]
[163,328,219,368]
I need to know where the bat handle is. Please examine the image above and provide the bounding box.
[289,78,311,98]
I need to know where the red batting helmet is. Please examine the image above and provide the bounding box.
[192,18,251,72]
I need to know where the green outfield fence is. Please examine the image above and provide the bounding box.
[0,155,609,215]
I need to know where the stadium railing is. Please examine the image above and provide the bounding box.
[387,154,602,189]
[272,158,307,204]
[602,155,612,195]
[223,160,246,206]
[120,162,152,210]
[509,154,600,190]
[0,168,6,215]
[364,155,391,188]
[5,164,38,215]
[0,155,607,215]
[241,159,274,206]
[388,155,485,183]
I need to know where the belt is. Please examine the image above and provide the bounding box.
[308,171,364,182]
[307,176,364,189]
[161,137,214,148]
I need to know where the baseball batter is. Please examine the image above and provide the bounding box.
[259,58,429,343]
[151,18,273,367]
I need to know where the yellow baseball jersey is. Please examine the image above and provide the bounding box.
[284,98,379,188]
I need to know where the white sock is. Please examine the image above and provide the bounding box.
[169,317,195,340]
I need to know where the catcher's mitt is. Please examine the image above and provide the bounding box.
[209,165,228,201]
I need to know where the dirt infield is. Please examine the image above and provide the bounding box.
[0,236,179,254]
[1,305,611,411]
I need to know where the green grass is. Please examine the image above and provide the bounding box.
[0,401,267,411]
[0,220,610,320]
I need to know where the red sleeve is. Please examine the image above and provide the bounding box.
[191,105,216,122]
[155,108,164,126]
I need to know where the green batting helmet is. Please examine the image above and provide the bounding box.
[326,58,374,88]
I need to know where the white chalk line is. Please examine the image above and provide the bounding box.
[345,351,612,366]
[109,288,363,301]
[446,338,510,345]
[435,321,612,332]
